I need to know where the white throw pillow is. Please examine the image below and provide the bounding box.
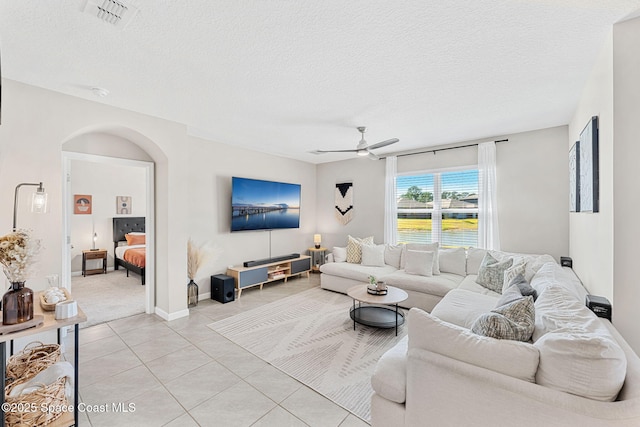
[401,243,440,274]
[332,246,347,263]
[404,250,434,277]
[466,247,488,275]
[361,244,386,267]
[408,308,540,382]
[384,244,404,269]
[438,247,466,276]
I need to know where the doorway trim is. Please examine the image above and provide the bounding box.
[61,151,155,314]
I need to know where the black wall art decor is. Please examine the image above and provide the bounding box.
[335,182,354,225]
[578,116,599,213]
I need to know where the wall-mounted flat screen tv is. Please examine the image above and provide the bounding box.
[231,177,301,232]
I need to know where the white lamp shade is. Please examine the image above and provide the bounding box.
[313,234,321,248]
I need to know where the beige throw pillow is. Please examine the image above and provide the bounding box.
[346,235,374,263]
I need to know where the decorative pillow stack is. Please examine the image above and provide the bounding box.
[346,235,374,263]
[471,284,535,342]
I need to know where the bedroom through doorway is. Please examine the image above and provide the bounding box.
[62,150,155,328]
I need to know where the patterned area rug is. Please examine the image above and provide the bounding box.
[207,287,407,422]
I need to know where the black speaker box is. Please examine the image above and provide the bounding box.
[586,294,612,321]
[211,274,235,304]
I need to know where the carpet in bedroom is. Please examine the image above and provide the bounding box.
[71,269,145,328]
[207,286,407,422]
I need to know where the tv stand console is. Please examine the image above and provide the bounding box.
[226,255,311,297]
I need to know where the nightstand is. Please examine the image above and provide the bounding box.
[82,249,107,276]
[308,247,327,273]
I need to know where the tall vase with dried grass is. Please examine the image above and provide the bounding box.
[0,229,41,325]
[187,238,216,308]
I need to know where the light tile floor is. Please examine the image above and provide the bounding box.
[62,274,370,427]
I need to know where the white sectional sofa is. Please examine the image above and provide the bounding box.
[377,259,639,425]
[320,242,640,425]
[320,243,554,312]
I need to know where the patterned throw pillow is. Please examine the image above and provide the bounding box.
[471,296,535,342]
[346,235,374,263]
[476,253,513,293]
[502,261,526,292]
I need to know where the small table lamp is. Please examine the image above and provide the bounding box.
[91,232,98,251]
[313,234,321,249]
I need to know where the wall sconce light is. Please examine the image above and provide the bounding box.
[13,182,48,230]
[313,234,322,249]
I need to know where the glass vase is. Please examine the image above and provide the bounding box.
[2,282,34,325]
[187,280,199,308]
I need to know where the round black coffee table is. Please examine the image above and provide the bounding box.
[347,285,408,336]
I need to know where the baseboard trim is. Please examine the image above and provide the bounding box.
[155,307,189,321]
[199,292,211,301]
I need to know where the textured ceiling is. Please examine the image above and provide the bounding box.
[1,0,639,163]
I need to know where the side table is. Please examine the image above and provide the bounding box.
[0,293,86,427]
[308,247,327,273]
[82,249,107,276]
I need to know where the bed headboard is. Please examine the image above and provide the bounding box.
[112,217,146,243]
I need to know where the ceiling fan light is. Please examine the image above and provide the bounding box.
[357,150,369,156]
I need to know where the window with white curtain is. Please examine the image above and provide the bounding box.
[396,168,478,248]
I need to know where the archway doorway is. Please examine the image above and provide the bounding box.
[61,132,156,325]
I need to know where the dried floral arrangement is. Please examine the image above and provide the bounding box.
[0,230,41,283]
[187,238,219,280]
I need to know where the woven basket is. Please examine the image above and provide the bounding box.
[4,342,67,427]
[4,377,68,427]
[5,342,61,387]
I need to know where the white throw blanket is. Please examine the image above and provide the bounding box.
[8,361,74,400]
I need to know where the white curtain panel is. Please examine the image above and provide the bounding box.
[384,156,398,244]
[478,142,500,250]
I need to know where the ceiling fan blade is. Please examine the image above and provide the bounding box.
[368,152,379,160]
[315,149,359,153]
[367,138,399,150]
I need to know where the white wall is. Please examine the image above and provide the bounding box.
[612,17,640,353]
[186,137,317,298]
[70,158,146,272]
[568,32,614,300]
[316,126,569,259]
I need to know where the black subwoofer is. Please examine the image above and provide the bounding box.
[211,274,235,304]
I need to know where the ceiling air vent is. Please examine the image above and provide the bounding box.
[82,0,139,28]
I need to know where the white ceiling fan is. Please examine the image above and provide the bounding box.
[314,127,399,159]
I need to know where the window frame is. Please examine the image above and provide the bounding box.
[396,165,478,247]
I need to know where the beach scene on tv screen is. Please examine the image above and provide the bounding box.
[232,178,301,231]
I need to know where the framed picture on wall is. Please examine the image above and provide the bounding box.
[579,116,599,213]
[569,141,580,212]
[73,194,92,215]
[116,196,132,214]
